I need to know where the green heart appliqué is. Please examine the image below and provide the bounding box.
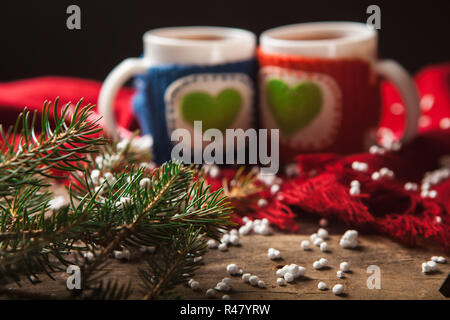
[266,79,323,137]
[181,89,242,132]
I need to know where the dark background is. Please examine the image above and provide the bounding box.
[0,0,449,82]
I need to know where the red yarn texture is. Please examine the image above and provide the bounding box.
[0,63,449,251]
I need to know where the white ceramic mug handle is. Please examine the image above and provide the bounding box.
[98,58,150,138]
[374,59,420,143]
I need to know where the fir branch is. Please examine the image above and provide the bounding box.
[140,226,206,300]
[0,98,105,193]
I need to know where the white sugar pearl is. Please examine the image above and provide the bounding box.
[319,258,328,267]
[222,277,232,285]
[284,272,294,283]
[206,288,215,298]
[257,198,268,207]
[310,233,319,242]
[404,182,419,191]
[226,264,239,275]
[257,280,266,288]
[218,243,228,251]
[371,172,381,181]
[249,275,259,286]
[222,295,230,300]
[208,165,220,178]
[215,282,229,292]
[301,240,311,250]
[314,238,324,246]
[277,278,286,286]
[270,184,280,194]
[319,218,328,227]
[297,266,306,277]
[221,234,230,244]
[340,262,350,272]
[437,256,446,264]
[239,226,250,236]
[229,234,240,245]
[190,281,200,290]
[318,281,327,290]
[427,261,438,271]
[332,284,344,295]
[207,239,218,249]
[242,273,251,282]
[313,261,322,270]
[380,167,394,178]
[337,270,344,278]
[428,190,437,198]
[349,186,360,196]
[320,242,329,252]
[276,269,285,277]
[350,180,360,187]
[422,262,431,274]
[317,228,329,239]
[139,178,151,188]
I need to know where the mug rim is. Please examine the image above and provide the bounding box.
[143,26,256,47]
[260,22,377,59]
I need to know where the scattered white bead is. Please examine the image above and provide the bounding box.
[332,284,344,295]
[320,242,329,252]
[229,234,240,246]
[270,184,280,194]
[437,256,446,264]
[371,172,381,181]
[317,228,329,239]
[310,233,319,242]
[435,216,442,224]
[379,167,394,178]
[318,281,327,291]
[257,280,266,288]
[314,237,324,246]
[206,288,215,298]
[319,218,328,227]
[427,261,438,272]
[277,277,286,286]
[226,264,240,275]
[268,248,281,260]
[350,180,360,188]
[249,275,259,286]
[301,240,311,250]
[103,172,116,186]
[207,239,218,249]
[313,261,323,270]
[208,165,220,178]
[284,272,294,283]
[319,258,328,267]
[422,262,432,274]
[222,294,230,300]
[257,198,268,207]
[369,145,386,155]
[349,186,360,196]
[242,273,251,282]
[337,270,345,278]
[218,243,228,251]
[404,182,419,191]
[190,281,200,291]
[339,230,359,249]
[139,178,151,188]
[48,196,68,211]
[352,161,368,172]
[340,262,351,272]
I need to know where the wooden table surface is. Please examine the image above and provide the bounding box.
[10,219,450,300]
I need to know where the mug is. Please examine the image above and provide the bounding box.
[258,22,420,160]
[98,26,257,164]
